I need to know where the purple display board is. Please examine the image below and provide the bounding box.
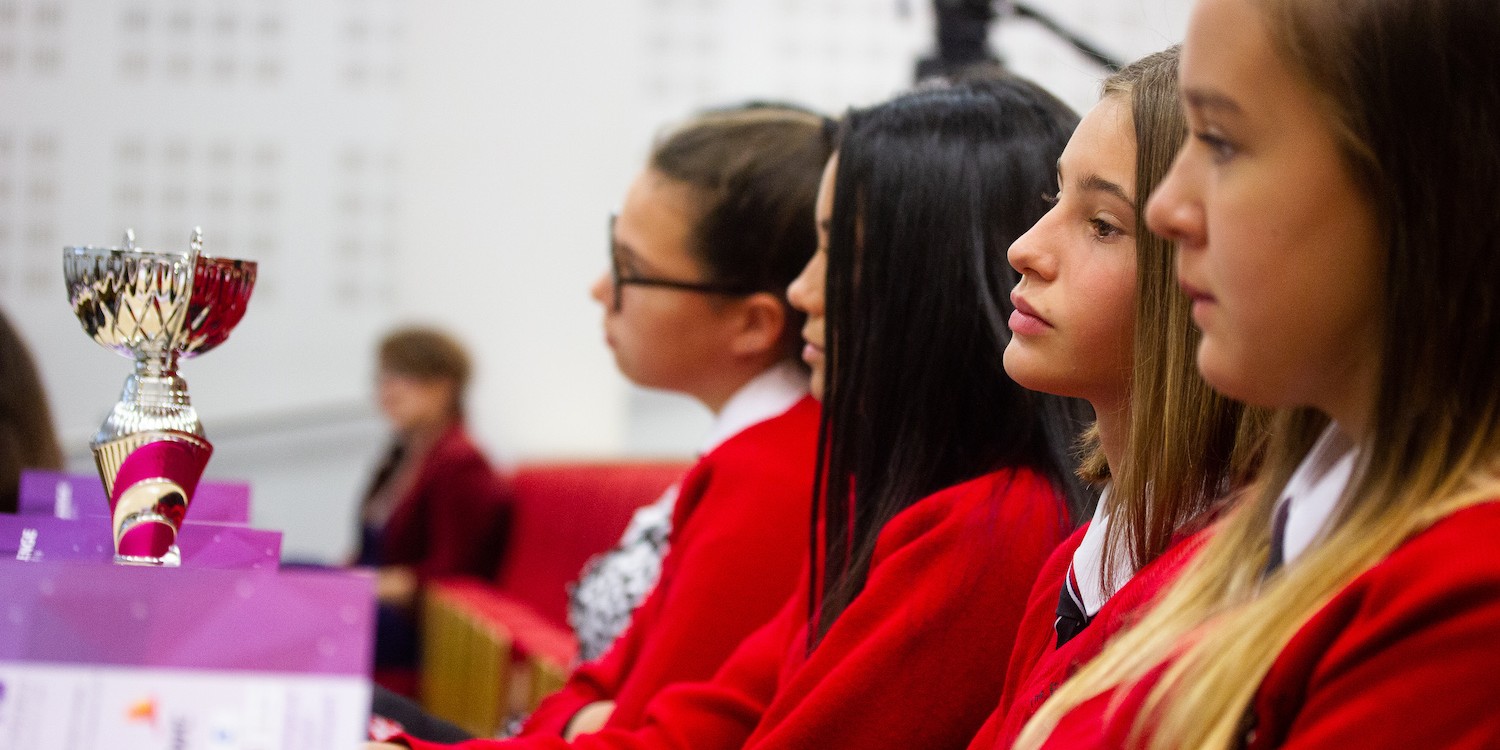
[0,515,282,570]
[0,562,374,748]
[17,469,252,525]
[0,560,374,675]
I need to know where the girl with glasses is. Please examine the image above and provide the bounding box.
[523,105,831,739]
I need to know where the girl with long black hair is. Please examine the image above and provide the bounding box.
[379,74,1090,750]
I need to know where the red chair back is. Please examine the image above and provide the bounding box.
[492,461,689,630]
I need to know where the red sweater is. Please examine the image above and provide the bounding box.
[381,423,515,582]
[399,467,1068,750]
[966,524,1208,750]
[520,396,820,735]
[1038,501,1500,749]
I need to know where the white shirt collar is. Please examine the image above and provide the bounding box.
[700,360,809,454]
[1275,423,1358,567]
[1070,485,1135,617]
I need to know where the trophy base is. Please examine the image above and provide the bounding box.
[114,544,182,567]
[94,432,212,566]
[94,430,211,500]
[115,514,178,559]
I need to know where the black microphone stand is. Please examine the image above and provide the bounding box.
[915,0,1123,82]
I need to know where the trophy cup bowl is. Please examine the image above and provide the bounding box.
[63,228,256,565]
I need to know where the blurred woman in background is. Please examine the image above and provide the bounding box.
[359,326,515,675]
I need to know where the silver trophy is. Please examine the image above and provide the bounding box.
[64,228,256,565]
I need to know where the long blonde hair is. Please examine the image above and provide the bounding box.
[1018,0,1500,746]
[1074,47,1267,589]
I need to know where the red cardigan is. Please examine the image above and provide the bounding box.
[399,467,1068,750]
[1037,501,1500,749]
[381,423,515,582]
[967,524,1208,750]
[520,396,820,735]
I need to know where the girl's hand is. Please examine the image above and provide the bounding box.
[564,700,617,740]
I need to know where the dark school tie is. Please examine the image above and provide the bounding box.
[1054,563,1091,648]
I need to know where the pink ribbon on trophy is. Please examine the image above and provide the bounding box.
[109,437,213,559]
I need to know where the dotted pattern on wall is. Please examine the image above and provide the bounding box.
[0,130,63,296]
[113,3,288,86]
[1,0,409,434]
[997,0,1193,113]
[0,1,66,79]
[0,0,404,310]
[330,145,400,308]
[630,0,1189,131]
[638,0,933,123]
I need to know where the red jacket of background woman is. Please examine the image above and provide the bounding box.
[521,395,820,735]
[382,423,516,582]
[1034,501,1500,750]
[399,466,1068,750]
[965,524,1209,750]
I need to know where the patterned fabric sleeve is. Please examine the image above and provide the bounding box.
[567,486,678,662]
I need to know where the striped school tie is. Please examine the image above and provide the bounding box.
[1054,563,1091,647]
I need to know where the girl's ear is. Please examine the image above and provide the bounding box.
[726,291,790,360]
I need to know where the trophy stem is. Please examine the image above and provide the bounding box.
[91,369,212,567]
[101,370,204,440]
[135,350,180,380]
[92,369,207,502]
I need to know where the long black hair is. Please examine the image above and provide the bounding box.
[811,76,1093,645]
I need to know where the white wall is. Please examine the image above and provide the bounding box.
[2,0,1193,562]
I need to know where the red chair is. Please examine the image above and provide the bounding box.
[421,460,689,735]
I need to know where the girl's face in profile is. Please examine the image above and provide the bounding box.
[787,155,836,401]
[1147,0,1384,432]
[1004,95,1138,411]
[590,169,744,396]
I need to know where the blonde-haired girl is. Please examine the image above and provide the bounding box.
[1018,0,1500,747]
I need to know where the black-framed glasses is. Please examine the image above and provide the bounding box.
[608,213,758,311]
